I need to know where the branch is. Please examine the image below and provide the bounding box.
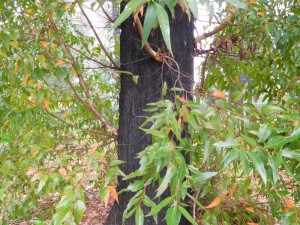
[78,2,119,69]
[46,11,118,135]
[133,14,163,63]
[195,23,228,43]
[44,108,114,137]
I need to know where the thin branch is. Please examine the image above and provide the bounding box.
[133,14,163,63]
[78,2,119,68]
[101,5,114,23]
[200,53,209,92]
[44,108,114,137]
[195,23,228,43]
[46,11,117,135]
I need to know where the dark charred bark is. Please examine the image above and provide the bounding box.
[105,4,194,225]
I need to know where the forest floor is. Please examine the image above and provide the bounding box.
[79,189,113,225]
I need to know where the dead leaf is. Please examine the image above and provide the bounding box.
[248,223,259,225]
[257,12,264,17]
[139,6,144,17]
[107,186,119,204]
[205,197,221,209]
[44,99,50,110]
[284,199,294,209]
[104,190,110,207]
[246,207,255,213]
[226,8,235,13]
[59,167,67,177]
[40,41,49,49]
[55,59,65,67]
[61,3,69,10]
[90,145,98,154]
[213,90,226,99]
[26,167,37,177]
[37,82,43,91]
[179,97,188,104]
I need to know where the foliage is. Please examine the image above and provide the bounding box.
[0,0,299,224]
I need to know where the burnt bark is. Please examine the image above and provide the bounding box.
[105,4,194,225]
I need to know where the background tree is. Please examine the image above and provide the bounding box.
[0,0,299,225]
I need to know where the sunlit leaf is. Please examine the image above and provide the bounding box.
[154,2,172,55]
[205,197,221,209]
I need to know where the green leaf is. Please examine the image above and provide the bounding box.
[142,2,158,48]
[143,195,156,208]
[111,0,148,30]
[222,150,239,169]
[0,32,10,49]
[213,139,239,148]
[192,172,218,183]
[187,0,198,19]
[132,75,139,84]
[265,135,289,149]
[156,164,176,198]
[56,193,76,209]
[135,207,144,225]
[248,151,267,185]
[128,180,144,192]
[241,134,256,147]
[53,206,72,225]
[141,128,167,139]
[166,207,181,225]
[74,200,86,223]
[230,91,244,103]
[282,148,300,161]
[146,196,174,216]
[258,124,271,143]
[261,105,284,115]
[162,81,167,96]
[178,205,198,225]
[154,2,172,55]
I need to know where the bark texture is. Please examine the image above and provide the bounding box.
[105,4,194,225]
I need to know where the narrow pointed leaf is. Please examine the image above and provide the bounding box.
[248,151,267,185]
[154,2,172,55]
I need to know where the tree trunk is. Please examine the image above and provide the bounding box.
[105,4,194,225]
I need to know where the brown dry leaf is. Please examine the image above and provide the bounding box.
[213,90,226,99]
[284,199,294,209]
[166,126,170,135]
[37,82,43,91]
[24,73,30,86]
[257,198,268,203]
[61,3,69,10]
[257,11,264,17]
[179,97,188,104]
[44,99,50,110]
[228,188,234,198]
[226,8,235,13]
[14,60,19,72]
[90,145,98,154]
[248,223,259,225]
[205,197,221,209]
[40,41,49,49]
[107,186,119,204]
[139,6,144,16]
[55,59,65,67]
[26,167,38,177]
[59,167,67,177]
[104,191,110,207]
[177,118,182,125]
[246,207,255,213]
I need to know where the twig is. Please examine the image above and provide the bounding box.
[78,2,119,68]
[195,23,228,43]
[44,108,114,137]
[133,14,163,63]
